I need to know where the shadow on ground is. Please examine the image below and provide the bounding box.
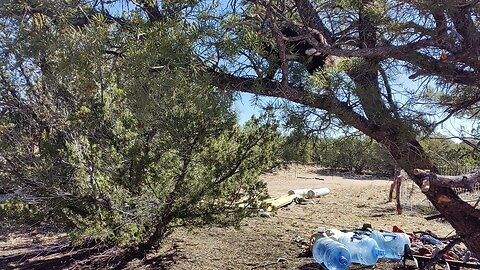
[0,241,177,270]
[311,168,391,181]
[298,262,322,269]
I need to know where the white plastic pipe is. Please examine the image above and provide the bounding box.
[287,188,311,196]
[306,188,330,198]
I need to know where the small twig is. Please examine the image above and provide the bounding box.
[251,261,279,269]
[425,213,443,220]
[422,238,462,269]
[223,22,261,30]
[78,6,91,24]
[297,176,324,180]
[267,4,289,87]
[452,0,480,8]
[251,258,287,269]
[474,196,480,208]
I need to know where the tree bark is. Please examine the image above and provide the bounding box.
[138,141,196,253]
[377,138,480,259]
[415,169,480,191]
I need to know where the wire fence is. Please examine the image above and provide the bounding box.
[400,165,480,215]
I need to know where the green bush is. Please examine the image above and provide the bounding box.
[312,136,395,174]
[278,108,396,173]
[0,199,45,228]
[0,14,282,250]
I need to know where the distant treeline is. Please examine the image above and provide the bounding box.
[281,132,480,175]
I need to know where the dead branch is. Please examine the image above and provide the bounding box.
[414,169,480,191]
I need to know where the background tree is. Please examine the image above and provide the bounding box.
[281,113,315,164]
[314,136,396,174]
[281,130,314,164]
[421,137,480,171]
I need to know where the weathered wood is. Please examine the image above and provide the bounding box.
[270,194,302,208]
[396,176,402,214]
[414,253,480,270]
[388,182,395,202]
[415,169,480,191]
[422,238,462,270]
[262,194,302,211]
[425,213,444,221]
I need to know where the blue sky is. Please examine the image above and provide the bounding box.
[233,76,478,142]
[106,1,477,140]
[233,93,278,123]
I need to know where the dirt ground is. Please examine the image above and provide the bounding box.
[0,166,455,269]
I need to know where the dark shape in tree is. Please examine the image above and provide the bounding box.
[262,26,329,77]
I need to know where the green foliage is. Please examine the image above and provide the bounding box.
[0,199,45,229]
[279,109,396,173]
[278,130,396,174]
[281,130,314,164]
[420,137,480,172]
[314,136,395,174]
[2,0,477,253]
[0,1,281,249]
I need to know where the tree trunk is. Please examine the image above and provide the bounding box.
[383,137,480,258]
[138,142,195,253]
[388,181,394,203]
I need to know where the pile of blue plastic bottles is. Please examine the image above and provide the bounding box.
[311,227,411,270]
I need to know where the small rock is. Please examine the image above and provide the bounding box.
[294,236,309,247]
[259,211,271,218]
[295,197,315,205]
[300,199,315,205]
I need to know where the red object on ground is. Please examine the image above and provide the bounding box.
[393,226,404,233]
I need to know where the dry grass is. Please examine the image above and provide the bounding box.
[0,165,454,269]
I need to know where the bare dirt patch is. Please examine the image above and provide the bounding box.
[0,166,454,269]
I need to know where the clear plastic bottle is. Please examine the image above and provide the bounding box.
[337,235,385,265]
[370,231,410,260]
[325,228,354,240]
[312,236,352,270]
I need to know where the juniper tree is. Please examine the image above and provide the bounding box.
[0,0,281,251]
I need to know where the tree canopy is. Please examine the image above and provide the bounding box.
[0,0,282,252]
[1,0,480,258]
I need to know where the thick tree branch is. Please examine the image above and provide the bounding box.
[379,67,400,118]
[423,238,463,269]
[277,19,478,86]
[208,68,389,142]
[414,169,480,191]
[285,25,438,58]
[446,3,480,51]
[399,52,480,86]
[292,0,333,44]
[265,1,289,86]
[139,138,197,252]
[275,22,471,86]
[130,0,163,22]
